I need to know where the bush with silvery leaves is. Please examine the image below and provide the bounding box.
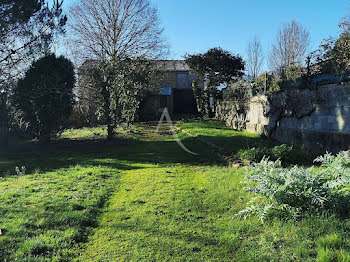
[15,166,26,176]
[236,152,350,222]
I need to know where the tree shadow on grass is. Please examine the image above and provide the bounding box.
[0,135,222,177]
[196,134,279,155]
[195,133,321,166]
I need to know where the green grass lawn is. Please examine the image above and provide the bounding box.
[176,120,278,155]
[60,125,142,141]
[0,121,350,261]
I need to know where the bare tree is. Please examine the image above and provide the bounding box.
[246,36,264,79]
[268,19,310,74]
[68,0,166,61]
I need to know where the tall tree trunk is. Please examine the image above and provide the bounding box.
[203,89,211,117]
[100,83,114,141]
[107,122,114,140]
[192,81,202,114]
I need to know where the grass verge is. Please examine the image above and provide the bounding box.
[0,122,349,261]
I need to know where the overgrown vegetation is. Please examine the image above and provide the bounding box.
[223,80,252,102]
[238,151,350,223]
[236,144,317,166]
[253,71,281,93]
[310,33,350,75]
[230,17,350,99]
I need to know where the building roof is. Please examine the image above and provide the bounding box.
[151,60,191,72]
[79,59,191,73]
[78,60,99,75]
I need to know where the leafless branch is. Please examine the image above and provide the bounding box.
[246,36,264,79]
[268,19,310,74]
[67,0,167,61]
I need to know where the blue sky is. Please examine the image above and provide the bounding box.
[63,0,349,71]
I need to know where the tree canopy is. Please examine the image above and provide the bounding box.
[13,54,75,143]
[68,0,166,62]
[0,0,66,87]
[185,47,245,88]
[309,19,350,75]
[185,47,245,116]
[81,55,159,139]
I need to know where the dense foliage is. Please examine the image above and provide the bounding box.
[185,48,245,88]
[280,64,304,82]
[0,0,41,30]
[185,47,245,116]
[83,55,159,139]
[0,0,66,145]
[236,144,316,166]
[0,0,66,87]
[309,21,350,75]
[223,80,252,104]
[13,54,75,142]
[237,152,350,222]
[254,72,281,93]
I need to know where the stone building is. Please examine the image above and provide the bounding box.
[139,60,202,119]
[78,60,202,122]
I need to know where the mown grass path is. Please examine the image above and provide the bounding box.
[79,165,247,261]
[78,123,247,260]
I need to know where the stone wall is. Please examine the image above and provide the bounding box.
[216,83,350,152]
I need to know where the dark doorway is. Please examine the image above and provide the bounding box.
[160,96,168,108]
[173,89,197,114]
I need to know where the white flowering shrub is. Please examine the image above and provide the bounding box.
[237,152,350,222]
